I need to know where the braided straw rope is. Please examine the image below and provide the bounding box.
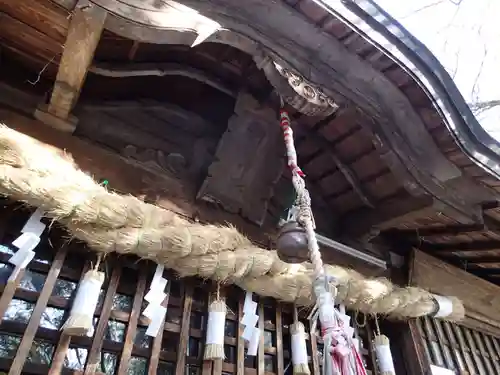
[0,124,464,320]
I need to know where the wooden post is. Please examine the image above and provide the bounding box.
[84,264,122,375]
[35,0,107,132]
[49,262,92,375]
[8,246,68,375]
[116,265,148,375]
[148,280,171,375]
[236,294,245,375]
[275,304,285,375]
[257,302,265,375]
[175,284,194,375]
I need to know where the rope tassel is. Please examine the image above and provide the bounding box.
[291,306,310,375]
[62,258,104,336]
[374,318,395,375]
[204,287,227,360]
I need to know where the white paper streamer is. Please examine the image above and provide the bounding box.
[375,344,395,373]
[291,330,308,365]
[8,232,41,282]
[146,305,167,337]
[433,295,453,318]
[143,264,169,337]
[21,208,46,237]
[206,311,226,345]
[247,328,260,356]
[242,322,257,341]
[241,312,259,328]
[430,365,454,375]
[240,291,259,343]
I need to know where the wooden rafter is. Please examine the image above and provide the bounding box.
[448,255,500,264]
[421,239,500,253]
[382,223,486,239]
[294,122,375,208]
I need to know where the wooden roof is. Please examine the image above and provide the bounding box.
[1,0,500,281]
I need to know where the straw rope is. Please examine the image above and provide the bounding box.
[0,125,464,320]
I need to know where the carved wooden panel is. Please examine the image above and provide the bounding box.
[198,93,285,225]
[75,101,219,183]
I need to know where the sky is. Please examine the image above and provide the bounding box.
[374,0,500,140]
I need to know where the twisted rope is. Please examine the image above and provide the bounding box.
[279,106,366,374]
[0,124,464,320]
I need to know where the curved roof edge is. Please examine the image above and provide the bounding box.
[314,0,500,181]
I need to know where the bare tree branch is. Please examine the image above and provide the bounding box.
[469,99,500,114]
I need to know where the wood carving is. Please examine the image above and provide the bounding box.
[198,92,285,225]
[75,102,218,181]
[255,55,339,117]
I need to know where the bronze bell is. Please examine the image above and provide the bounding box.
[276,221,309,263]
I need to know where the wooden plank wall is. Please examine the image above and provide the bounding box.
[0,205,380,375]
[417,316,500,375]
[410,249,500,336]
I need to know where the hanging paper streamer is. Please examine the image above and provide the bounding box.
[247,327,260,356]
[143,264,169,337]
[240,291,260,356]
[204,286,227,360]
[8,207,46,282]
[374,317,395,375]
[62,267,105,336]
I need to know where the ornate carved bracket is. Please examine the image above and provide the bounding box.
[255,55,339,117]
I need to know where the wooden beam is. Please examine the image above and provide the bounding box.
[466,268,500,277]
[340,190,436,238]
[294,124,375,209]
[381,222,485,239]
[37,0,106,132]
[421,239,500,253]
[410,249,500,336]
[449,255,500,264]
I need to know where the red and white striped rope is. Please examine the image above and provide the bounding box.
[279,109,305,178]
[278,105,366,375]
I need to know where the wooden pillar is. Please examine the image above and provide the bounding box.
[35,0,107,133]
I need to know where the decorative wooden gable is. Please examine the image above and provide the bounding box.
[198,92,284,225]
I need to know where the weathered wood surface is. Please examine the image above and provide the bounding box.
[47,0,107,121]
[410,250,500,336]
[0,108,272,245]
[198,93,284,225]
[69,0,499,230]
[75,102,219,179]
[0,0,69,42]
